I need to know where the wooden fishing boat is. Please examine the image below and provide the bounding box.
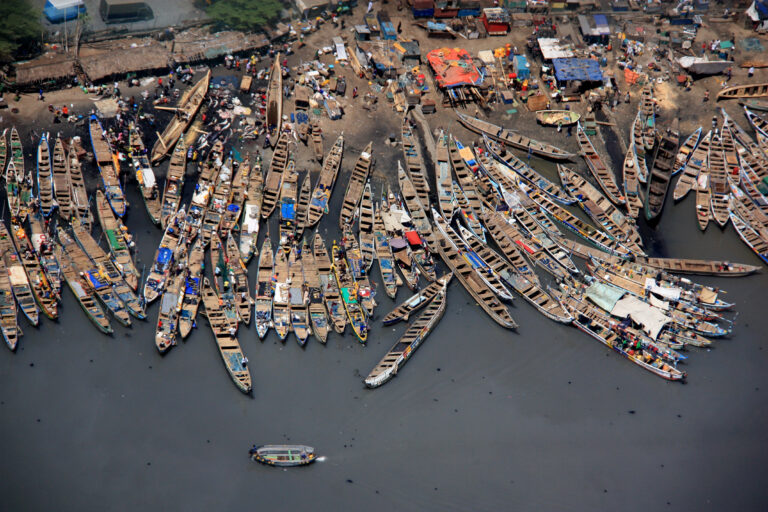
[644,129,679,221]
[708,134,730,227]
[307,135,343,227]
[254,234,274,339]
[36,133,55,217]
[730,211,768,264]
[266,54,283,145]
[188,150,221,242]
[730,182,768,232]
[201,157,233,246]
[61,227,131,326]
[455,111,574,160]
[365,284,448,389]
[397,161,438,251]
[331,240,368,343]
[483,137,575,206]
[239,155,263,263]
[0,254,20,349]
[151,69,211,162]
[278,161,299,250]
[402,117,430,208]
[303,240,329,343]
[460,224,572,324]
[221,158,249,236]
[179,237,204,339]
[9,218,58,320]
[261,132,289,218]
[452,140,488,218]
[381,273,452,326]
[622,143,643,218]
[294,171,311,239]
[250,445,315,466]
[536,109,581,126]
[434,231,517,329]
[577,123,625,206]
[555,290,685,381]
[342,223,376,314]
[313,233,346,334]
[631,112,650,184]
[272,248,291,340]
[95,190,139,290]
[8,128,32,223]
[517,177,634,258]
[359,182,375,270]
[200,278,252,393]
[558,166,644,254]
[451,181,485,243]
[717,83,768,100]
[673,130,710,201]
[288,245,310,346]
[67,145,91,228]
[51,136,72,220]
[739,99,768,113]
[55,235,112,335]
[373,207,400,299]
[156,269,184,352]
[339,142,373,229]
[673,127,701,176]
[144,209,186,304]
[382,192,420,291]
[0,223,38,326]
[27,213,61,298]
[745,107,768,148]
[477,211,539,285]
[226,232,251,325]
[725,107,768,160]
[71,223,144,320]
[640,256,759,277]
[129,123,161,225]
[433,209,513,301]
[435,133,455,219]
[209,232,240,329]
[89,116,126,217]
[160,138,186,229]
[0,129,6,174]
[311,119,324,162]
[720,121,741,186]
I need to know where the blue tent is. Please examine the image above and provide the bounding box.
[157,247,172,265]
[44,0,86,23]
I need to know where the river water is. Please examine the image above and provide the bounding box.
[1,90,767,511]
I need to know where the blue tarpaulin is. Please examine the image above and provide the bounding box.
[185,277,199,296]
[227,204,240,212]
[157,247,172,265]
[87,271,108,290]
[552,58,604,83]
[281,202,295,220]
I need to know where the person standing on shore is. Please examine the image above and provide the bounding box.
[748,66,755,78]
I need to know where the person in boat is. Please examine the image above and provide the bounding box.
[249,445,258,456]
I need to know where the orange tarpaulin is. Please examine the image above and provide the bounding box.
[624,67,640,85]
[426,47,482,89]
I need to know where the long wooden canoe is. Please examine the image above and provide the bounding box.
[332,239,369,343]
[0,128,6,175]
[9,218,58,320]
[9,128,32,222]
[51,136,72,220]
[201,157,233,246]
[303,239,329,344]
[339,142,373,229]
[278,161,298,250]
[201,278,252,393]
[221,157,250,236]
[151,69,211,162]
[89,115,126,217]
[254,234,274,339]
[311,119,324,162]
[717,83,768,100]
[160,138,186,229]
[435,133,455,219]
[36,133,55,217]
[365,284,448,389]
[144,208,186,303]
[455,111,573,160]
[155,269,184,352]
[644,129,679,222]
[266,54,283,146]
[179,237,204,339]
[261,132,289,218]
[397,161,438,252]
[272,247,291,340]
[313,233,346,334]
[577,123,625,206]
[382,273,452,325]
[307,135,343,227]
[342,223,376,315]
[0,252,20,350]
[674,130,710,201]
[373,206,400,300]
[359,182,375,271]
[67,145,91,228]
[402,117,430,208]
[239,155,263,263]
[129,123,161,225]
[708,133,730,227]
[730,212,768,264]
[294,171,312,239]
[95,190,139,290]
[622,142,643,218]
[631,112,650,184]
[288,245,310,346]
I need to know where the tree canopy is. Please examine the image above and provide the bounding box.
[206,0,284,32]
[0,0,41,63]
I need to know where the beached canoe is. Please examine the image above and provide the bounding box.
[129,123,161,225]
[717,82,768,100]
[313,233,346,335]
[51,136,72,220]
[536,110,581,126]
[307,135,343,227]
[339,142,373,230]
[265,55,283,146]
[160,138,187,229]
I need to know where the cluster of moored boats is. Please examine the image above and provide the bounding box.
[0,66,763,393]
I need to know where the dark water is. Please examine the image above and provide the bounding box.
[2,91,768,512]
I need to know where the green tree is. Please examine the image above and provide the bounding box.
[0,0,41,63]
[206,0,284,32]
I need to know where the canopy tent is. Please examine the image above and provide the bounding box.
[426,47,483,89]
[611,295,671,341]
[44,0,86,23]
[585,281,626,311]
[537,38,574,60]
